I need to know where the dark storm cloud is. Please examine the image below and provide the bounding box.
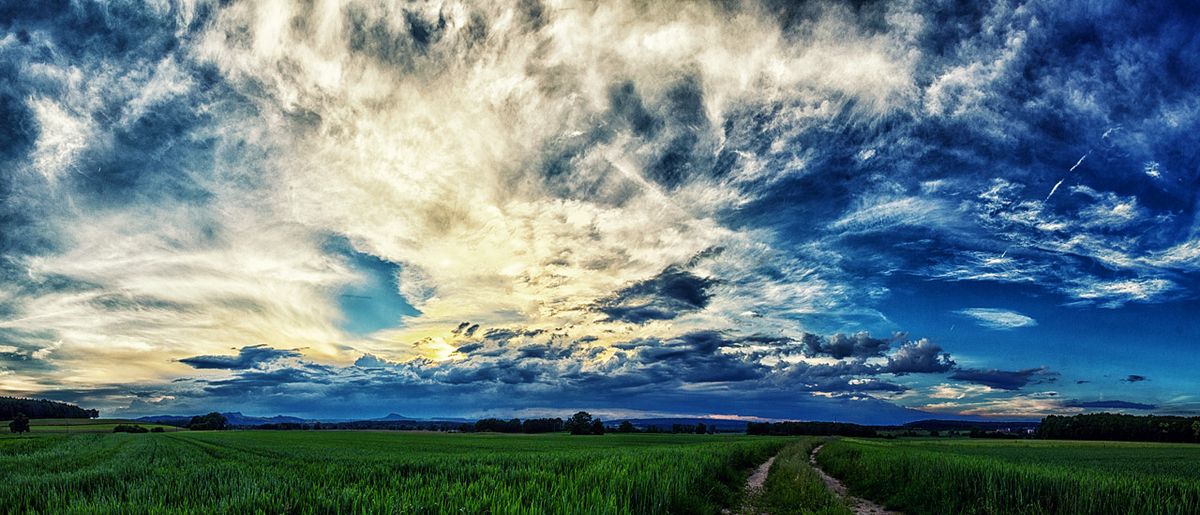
[451,322,480,337]
[1122,375,1148,383]
[179,345,302,370]
[627,331,765,383]
[799,332,891,360]
[1065,400,1156,410]
[482,328,518,341]
[778,360,907,394]
[950,367,1055,391]
[203,366,333,396]
[596,266,714,323]
[455,342,485,354]
[881,340,956,375]
[437,360,543,385]
[138,328,972,418]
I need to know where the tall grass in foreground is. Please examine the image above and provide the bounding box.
[816,438,1200,515]
[751,438,851,515]
[0,431,790,514]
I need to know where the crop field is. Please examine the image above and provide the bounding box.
[816,438,1200,515]
[27,418,184,433]
[0,430,795,514]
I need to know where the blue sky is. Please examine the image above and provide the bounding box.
[0,0,1197,424]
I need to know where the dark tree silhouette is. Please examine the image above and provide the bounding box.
[695,423,707,434]
[0,397,96,420]
[522,417,565,433]
[617,420,636,433]
[113,424,149,433]
[1038,413,1200,443]
[474,418,522,433]
[590,419,605,435]
[187,412,228,431]
[566,411,593,435]
[8,413,29,434]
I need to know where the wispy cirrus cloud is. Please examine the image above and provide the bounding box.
[955,308,1038,330]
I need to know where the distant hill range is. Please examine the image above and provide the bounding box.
[130,412,1037,432]
[136,412,310,427]
[132,412,753,430]
[135,412,472,427]
[368,413,472,423]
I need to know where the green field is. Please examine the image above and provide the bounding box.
[0,430,802,514]
[816,438,1200,515]
[27,418,184,433]
[6,429,1200,514]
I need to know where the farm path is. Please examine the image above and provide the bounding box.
[745,453,777,491]
[809,445,901,515]
[725,451,780,515]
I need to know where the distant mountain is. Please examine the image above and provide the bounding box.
[371,413,415,421]
[134,415,192,426]
[223,412,309,426]
[135,412,475,427]
[136,412,309,427]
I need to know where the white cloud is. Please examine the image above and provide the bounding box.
[1068,278,1176,308]
[29,98,92,182]
[928,383,997,400]
[955,308,1037,330]
[1143,161,1161,178]
[917,392,1072,418]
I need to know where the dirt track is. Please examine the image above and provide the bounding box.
[809,444,901,515]
[745,454,777,491]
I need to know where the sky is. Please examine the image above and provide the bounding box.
[0,0,1197,424]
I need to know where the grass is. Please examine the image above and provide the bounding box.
[0,431,792,514]
[748,438,851,515]
[816,437,1200,515]
[28,418,184,433]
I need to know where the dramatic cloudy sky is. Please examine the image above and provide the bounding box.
[1,0,1197,423]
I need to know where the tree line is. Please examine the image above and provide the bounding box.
[245,414,729,435]
[1038,413,1200,443]
[253,420,467,431]
[469,417,564,433]
[746,421,877,437]
[468,412,608,434]
[187,412,228,431]
[1,397,98,420]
